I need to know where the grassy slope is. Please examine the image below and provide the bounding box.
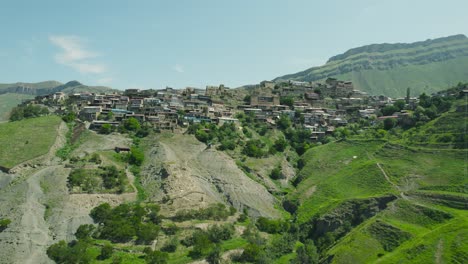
[0,93,34,121]
[332,57,468,97]
[291,140,393,223]
[292,136,467,263]
[0,116,61,168]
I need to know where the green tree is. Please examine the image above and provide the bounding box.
[280,96,294,107]
[277,115,292,130]
[393,100,406,111]
[383,118,396,130]
[270,166,283,180]
[291,240,319,264]
[381,105,399,116]
[145,250,168,264]
[75,224,96,239]
[206,245,222,264]
[99,124,113,134]
[90,203,112,223]
[124,117,141,131]
[129,147,144,166]
[136,222,160,244]
[99,244,114,260]
[273,137,288,152]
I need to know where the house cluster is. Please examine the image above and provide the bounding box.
[27,78,420,138]
[55,85,236,131]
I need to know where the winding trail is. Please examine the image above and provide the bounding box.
[366,151,408,200]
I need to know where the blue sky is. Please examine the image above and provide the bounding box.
[1,0,467,90]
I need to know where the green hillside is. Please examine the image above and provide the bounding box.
[0,93,34,121]
[0,116,61,170]
[275,34,468,97]
[287,97,468,263]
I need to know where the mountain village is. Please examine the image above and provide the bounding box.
[21,78,422,141]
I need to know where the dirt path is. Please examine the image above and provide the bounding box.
[376,162,408,200]
[435,239,444,264]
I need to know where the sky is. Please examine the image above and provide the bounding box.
[0,0,467,90]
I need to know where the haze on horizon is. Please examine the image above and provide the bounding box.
[1,0,467,90]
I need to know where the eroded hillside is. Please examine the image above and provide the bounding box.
[140,134,281,218]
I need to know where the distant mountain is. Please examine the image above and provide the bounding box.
[274,34,468,97]
[0,80,118,121]
[0,80,116,96]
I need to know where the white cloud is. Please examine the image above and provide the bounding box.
[49,35,106,74]
[172,64,184,73]
[96,77,113,85]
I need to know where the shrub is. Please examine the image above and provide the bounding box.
[255,217,288,234]
[129,147,144,166]
[270,166,283,180]
[123,117,141,131]
[0,218,11,232]
[99,124,113,134]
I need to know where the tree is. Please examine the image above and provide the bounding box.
[99,244,114,260]
[273,137,288,152]
[90,203,112,223]
[270,166,283,180]
[145,250,168,264]
[136,222,160,244]
[277,115,292,130]
[383,118,396,130]
[280,96,294,107]
[124,117,141,131]
[406,87,411,104]
[206,246,222,264]
[243,95,251,104]
[381,105,399,116]
[99,124,113,134]
[75,224,96,239]
[129,147,144,166]
[393,100,406,111]
[291,240,319,264]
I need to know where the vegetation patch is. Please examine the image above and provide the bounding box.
[0,115,61,169]
[173,203,236,222]
[67,165,129,194]
[367,220,412,252]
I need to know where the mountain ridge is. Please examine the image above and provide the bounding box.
[275,34,468,97]
[0,80,116,96]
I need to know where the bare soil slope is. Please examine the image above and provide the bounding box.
[142,134,281,218]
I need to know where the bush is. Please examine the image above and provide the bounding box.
[10,104,49,121]
[273,137,288,152]
[129,147,144,166]
[123,117,141,131]
[255,217,288,234]
[75,224,96,239]
[207,224,235,243]
[243,140,265,158]
[383,118,396,130]
[99,244,114,260]
[0,218,11,232]
[270,166,283,180]
[100,124,113,134]
[145,250,168,264]
[161,237,178,253]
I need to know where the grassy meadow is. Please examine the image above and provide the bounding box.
[0,115,61,169]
